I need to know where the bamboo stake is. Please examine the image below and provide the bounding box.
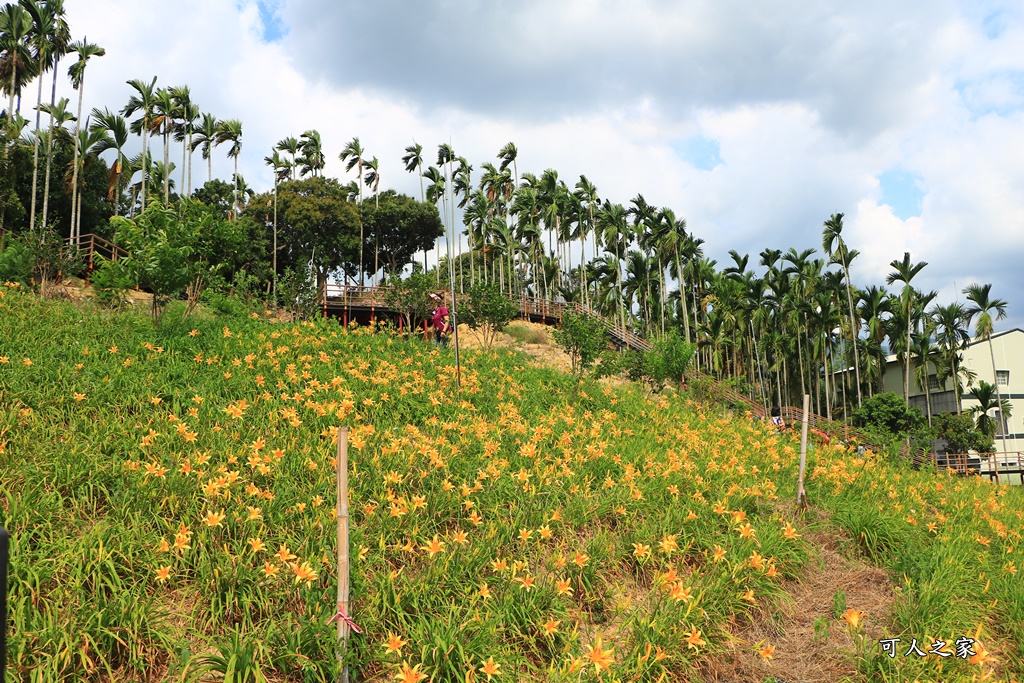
[336,426,350,683]
[796,394,810,510]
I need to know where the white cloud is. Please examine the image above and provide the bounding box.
[42,0,1024,330]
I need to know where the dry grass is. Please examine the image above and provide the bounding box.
[701,520,896,683]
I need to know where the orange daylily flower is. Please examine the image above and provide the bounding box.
[291,561,318,585]
[383,632,407,655]
[154,565,172,583]
[684,627,706,649]
[840,608,866,629]
[478,656,501,679]
[757,643,775,660]
[204,510,226,527]
[669,583,694,602]
[542,619,560,636]
[585,637,615,673]
[394,660,428,683]
[422,535,445,557]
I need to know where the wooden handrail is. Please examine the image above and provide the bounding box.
[320,284,653,352]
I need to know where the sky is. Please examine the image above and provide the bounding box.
[52,0,1024,331]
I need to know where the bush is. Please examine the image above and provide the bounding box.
[0,235,32,285]
[644,332,695,387]
[276,267,318,322]
[852,392,925,440]
[932,412,994,454]
[381,270,435,333]
[553,310,608,378]
[90,256,133,309]
[460,282,519,350]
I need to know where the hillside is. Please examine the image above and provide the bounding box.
[1,285,1022,683]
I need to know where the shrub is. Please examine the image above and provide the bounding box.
[0,235,32,285]
[381,270,436,334]
[852,392,925,440]
[553,309,608,378]
[276,267,318,322]
[460,281,518,350]
[932,412,993,454]
[90,256,133,309]
[643,332,695,387]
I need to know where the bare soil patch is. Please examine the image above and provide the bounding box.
[702,523,895,683]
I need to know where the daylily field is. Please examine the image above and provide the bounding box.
[2,283,1023,683]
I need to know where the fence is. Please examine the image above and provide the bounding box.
[932,451,1024,484]
[319,285,653,352]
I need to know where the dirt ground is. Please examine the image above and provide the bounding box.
[702,510,896,683]
[454,321,575,372]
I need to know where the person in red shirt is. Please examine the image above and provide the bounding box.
[429,293,451,348]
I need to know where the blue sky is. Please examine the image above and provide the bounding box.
[62,0,1024,332]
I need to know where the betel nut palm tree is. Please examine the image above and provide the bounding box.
[214,117,242,213]
[122,76,158,212]
[67,37,103,242]
[90,107,130,214]
[964,283,1010,453]
[822,212,863,407]
[886,252,928,404]
[190,112,219,185]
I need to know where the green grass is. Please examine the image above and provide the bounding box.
[2,283,1023,682]
[503,322,549,345]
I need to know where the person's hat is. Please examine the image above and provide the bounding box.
[429,293,441,301]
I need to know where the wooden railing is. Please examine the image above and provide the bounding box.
[935,451,1024,484]
[320,284,654,352]
[73,233,129,270]
[0,230,129,270]
[690,371,932,465]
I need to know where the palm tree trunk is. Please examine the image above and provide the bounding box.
[796,324,806,397]
[904,299,912,403]
[180,131,187,197]
[70,70,86,243]
[163,125,170,203]
[823,334,832,421]
[843,264,862,407]
[28,75,44,232]
[924,365,933,428]
[40,66,62,233]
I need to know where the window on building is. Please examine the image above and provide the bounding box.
[928,374,943,391]
[994,409,1009,437]
[996,370,1009,386]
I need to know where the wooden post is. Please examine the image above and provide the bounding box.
[796,394,810,510]
[336,426,351,683]
[992,451,999,485]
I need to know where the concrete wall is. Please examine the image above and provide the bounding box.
[881,328,1023,454]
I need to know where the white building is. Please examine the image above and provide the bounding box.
[882,328,1023,457]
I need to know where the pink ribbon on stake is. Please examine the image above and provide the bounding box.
[327,603,363,634]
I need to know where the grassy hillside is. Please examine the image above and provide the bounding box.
[1,284,1022,682]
